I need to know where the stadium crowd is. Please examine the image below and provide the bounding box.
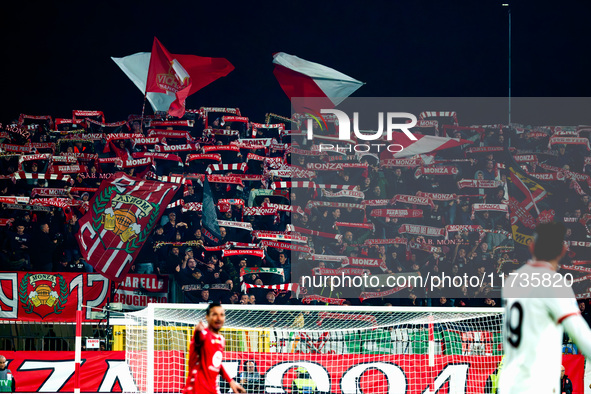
[1,109,591,309]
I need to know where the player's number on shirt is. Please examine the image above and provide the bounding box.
[507,302,523,348]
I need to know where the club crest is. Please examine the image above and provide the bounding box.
[18,273,68,319]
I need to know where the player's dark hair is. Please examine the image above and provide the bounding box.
[205,302,222,316]
[532,222,566,261]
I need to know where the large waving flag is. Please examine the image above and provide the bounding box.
[76,173,178,281]
[112,52,175,113]
[272,52,364,112]
[146,37,234,117]
[380,132,473,159]
[505,149,555,246]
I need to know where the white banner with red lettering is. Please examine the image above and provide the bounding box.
[306,162,367,171]
[416,191,458,201]
[341,256,387,271]
[112,274,168,311]
[457,179,504,189]
[322,189,365,199]
[471,203,509,219]
[414,166,458,177]
[362,199,390,206]
[380,158,423,167]
[391,194,435,209]
[398,224,446,237]
[1,351,584,393]
[371,209,423,218]
[549,136,591,150]
[243,206,279,216]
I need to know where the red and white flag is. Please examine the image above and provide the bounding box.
[76,173,178,281]
[146,37,234,117]
[272,52,364,112]
[381,132,472,159]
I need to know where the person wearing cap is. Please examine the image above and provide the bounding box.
[184,247,194,261]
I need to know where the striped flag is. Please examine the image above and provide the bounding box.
[146,37,234,117]
[111,52,175,113]
[272,52,363,112]
[505,149,556,246]
[381,131,473,159]
[76,173,178,281]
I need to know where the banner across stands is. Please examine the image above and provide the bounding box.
[219,353,581,394]
[0,351,133,393]
[0,272,109,322]
[112,274,169,310]
[0,351,584,393]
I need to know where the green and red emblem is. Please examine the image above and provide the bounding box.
[18,273,68,319]
[76,173,178,282]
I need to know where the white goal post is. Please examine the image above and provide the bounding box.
[122,303,504,394]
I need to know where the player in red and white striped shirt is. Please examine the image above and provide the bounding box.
[183,303,245,394]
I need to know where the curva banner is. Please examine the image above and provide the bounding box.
[4,351,133,393]
[0,272,109,321]
[222,353,583,394]
[1,351,584,393]
[112,274,169,311]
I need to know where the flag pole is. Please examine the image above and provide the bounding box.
[140,90,148,131]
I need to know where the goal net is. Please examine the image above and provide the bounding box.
[122,304,503,394]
